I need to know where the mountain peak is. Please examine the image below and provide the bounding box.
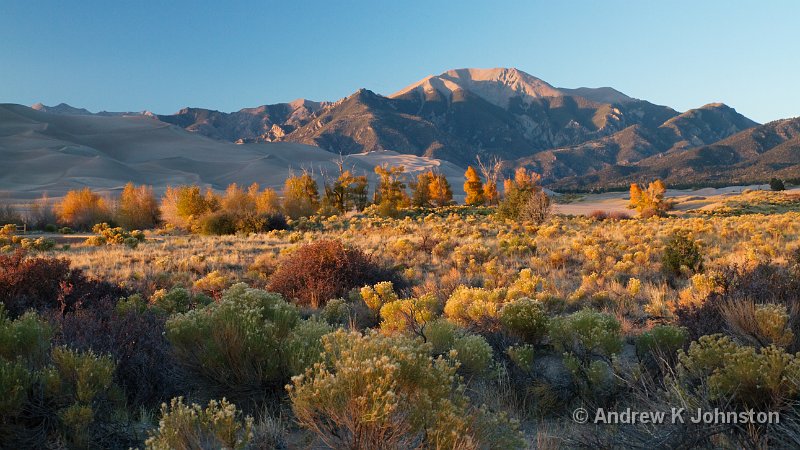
[391,67,562,108]
[391,67,639,109]
[31,102,93,115]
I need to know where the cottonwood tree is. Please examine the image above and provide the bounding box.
[629,179,669,217]
[322,159,369,214]
[428,171,453,207]
[497,167,550,223]
[373,164,408,217]
[477,155,503,205]
[464,166,485,206]
[55,188,112,230]
[116,183,160,230]
[283,171,320,219]
[410,171,434,207]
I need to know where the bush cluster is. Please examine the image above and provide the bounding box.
[267,239,399,308]
[0,308,125,448]
[166,283,331,397]
[287,330,523,449]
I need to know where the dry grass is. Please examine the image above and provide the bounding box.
[35,210,800,320]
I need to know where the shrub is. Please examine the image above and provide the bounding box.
[0,250,127,318]
[636,324,688,364]
[193,270,231,298]
[149,287,212,315]
[320,297,351,325]
[678,334,800,410]
[166,283,330,397]
[379,294,439,333]
[506,344,535,371]
[54,187,112,230]
[268,240,399,308]
[145,397,254,450]
[676,263,800,343]
[452,333,493,375]
[360,280,399,311]
[500,297,549,344]
[497,185,550,223]
[89,222,146,247]
[19,236,56,251]
[55,297,180,408]
[422,318,459,355]
[443,286,503,329]
[200,211,237,235]
[719,300,795,348]
[662,232,703,278]
[0,308,123,448]
[548,309,622,362]
[287,330,523,449]
[770,178,786,191]
[236,212,288,234]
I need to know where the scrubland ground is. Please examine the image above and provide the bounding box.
[5,189,800,448]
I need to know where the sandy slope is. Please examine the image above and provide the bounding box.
[552,184,777,216]
[0,104,467,201]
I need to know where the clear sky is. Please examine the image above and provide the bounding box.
[1,0,797,123]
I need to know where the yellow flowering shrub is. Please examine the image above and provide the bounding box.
[287,330,523,449]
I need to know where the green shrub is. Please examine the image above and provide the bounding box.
[506,344,535,371]
[200,211,237,235]
[320,297,351,325]
[145,397,254,450]
[500,297,549,344]
[149,287,212,315]
[452,333,493,375]
[166,283,329,396]
[287,330,523,449]
[662,232,703,277]
[422,318,458,355]
[636,324,688,363]
[549,309,622,361]
[19,237,56,251]
[0,307,122,448]
[678,334,800,410]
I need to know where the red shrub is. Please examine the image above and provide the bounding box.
[267,239,400,308]
[0,249,126,317]
[589,210,631,221]
[588,210,609,220]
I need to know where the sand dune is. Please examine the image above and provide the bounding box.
[0,104,467,201]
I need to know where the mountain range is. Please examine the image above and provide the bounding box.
[8,67,800,192]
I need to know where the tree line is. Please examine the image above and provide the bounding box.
[5,161,552,233]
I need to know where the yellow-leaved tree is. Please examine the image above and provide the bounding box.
[464,166,485,206]
[629,179,669,217]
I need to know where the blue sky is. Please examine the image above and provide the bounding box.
[1,0,797,123]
